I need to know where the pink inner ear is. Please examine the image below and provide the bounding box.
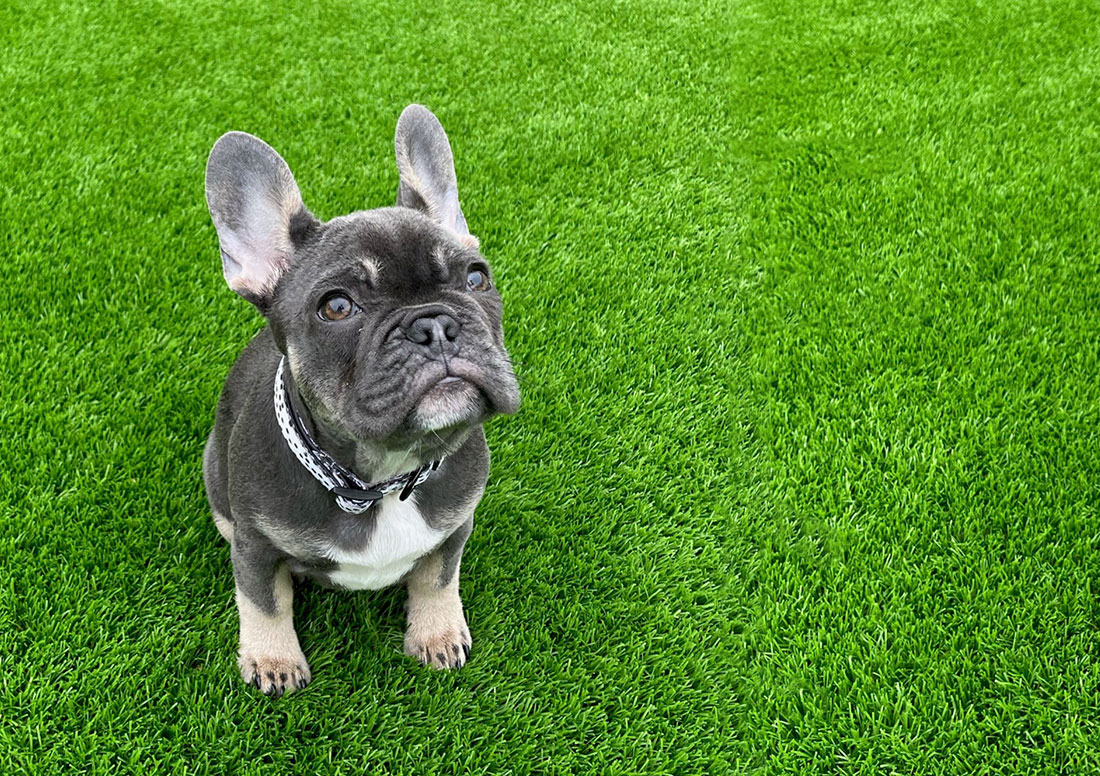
[226,259,287,298]
[218,224,290,299]
[459,234,480,250]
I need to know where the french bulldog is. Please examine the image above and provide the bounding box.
[202,105,520,696]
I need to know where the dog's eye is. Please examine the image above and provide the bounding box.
[466,268,491,292]
[319,293,356,321]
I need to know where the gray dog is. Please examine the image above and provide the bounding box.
[202,105,520,695]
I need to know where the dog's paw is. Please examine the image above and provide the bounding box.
[238,652,311,697]
[404,617,472,670]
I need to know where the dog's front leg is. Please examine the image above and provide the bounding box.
[231,535,311,695]
[404,518,473,669]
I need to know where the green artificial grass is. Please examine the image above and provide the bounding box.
[2,0,1100,772]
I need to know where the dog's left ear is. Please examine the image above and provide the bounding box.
[394,104,479,250]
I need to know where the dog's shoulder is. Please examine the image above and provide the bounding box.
[217,326,281,421]
[213,327,303,512]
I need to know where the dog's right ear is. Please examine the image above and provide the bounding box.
[205,132,317,308]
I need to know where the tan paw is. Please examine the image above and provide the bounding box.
[238,652,311,697]
[404,619,472,670]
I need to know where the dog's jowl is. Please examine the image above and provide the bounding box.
[202,105,520,695]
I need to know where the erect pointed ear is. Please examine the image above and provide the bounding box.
[394,104,479,250]
[205,132,317,307]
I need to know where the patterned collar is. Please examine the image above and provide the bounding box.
[272,357,443,514]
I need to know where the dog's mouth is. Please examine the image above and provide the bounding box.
[411,372,488,432]
[408,351,521,433]
[341,351,520,441]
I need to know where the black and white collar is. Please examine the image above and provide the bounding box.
[273,357,443,514]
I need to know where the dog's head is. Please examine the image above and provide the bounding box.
[205,105,520,458]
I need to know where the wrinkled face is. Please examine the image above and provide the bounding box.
[205,106,518,457]
[272,208,520,448]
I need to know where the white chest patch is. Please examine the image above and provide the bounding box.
[323,495,444,591]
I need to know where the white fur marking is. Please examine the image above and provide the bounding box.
[360,256,380,282]
[430,245,447,274]
[356,447,423,481]
[325,495,444,590]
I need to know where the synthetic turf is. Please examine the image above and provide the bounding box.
[1,0,1099,772]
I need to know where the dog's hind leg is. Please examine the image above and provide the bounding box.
[203,431,234,543]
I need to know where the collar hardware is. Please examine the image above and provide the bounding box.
[330,486,384,502]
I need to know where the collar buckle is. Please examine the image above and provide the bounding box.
[331,486,384,502]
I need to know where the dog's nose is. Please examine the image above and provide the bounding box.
[406,313,460,353]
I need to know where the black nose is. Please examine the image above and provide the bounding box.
[406,313,460,353]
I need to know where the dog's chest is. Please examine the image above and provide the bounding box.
[322,496,444,590]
